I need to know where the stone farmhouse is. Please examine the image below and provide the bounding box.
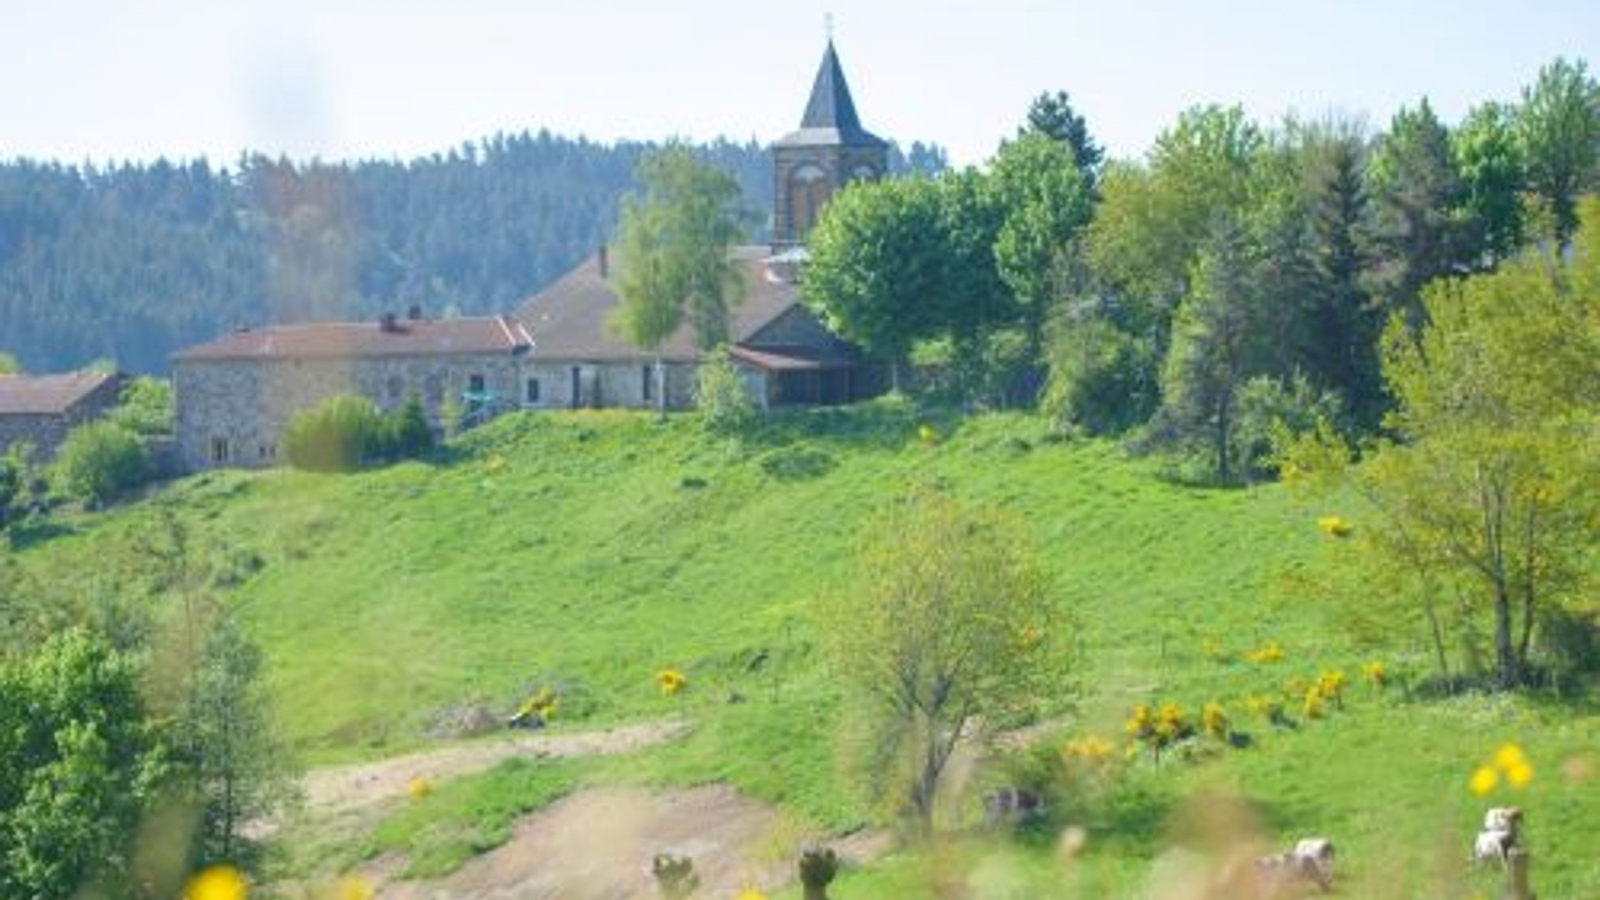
[171,40,889,471]
[0,370,127,461]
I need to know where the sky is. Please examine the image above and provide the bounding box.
[2,0,1596,168]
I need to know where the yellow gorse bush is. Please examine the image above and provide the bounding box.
[1062,734,1117,761]
[1470,742,1535,794]
[1315,670,1347,707]
[656,667,688,696]
[517,685,560,721]
[1363,660,1387,687]
[1201,702,1229,738]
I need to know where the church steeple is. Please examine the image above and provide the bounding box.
[771,40,888,248]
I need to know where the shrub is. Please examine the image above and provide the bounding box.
[694,346,756,434]
[51,420,151,506]
[284,395,387,472]
[108,376,173,436]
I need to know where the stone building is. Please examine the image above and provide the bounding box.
[172,314,531,470]
[0,370,127,461]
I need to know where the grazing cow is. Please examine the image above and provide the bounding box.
[1473,806,1524,866]
[1251,837,1336,896]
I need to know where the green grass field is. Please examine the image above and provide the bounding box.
[13,401,1598,897]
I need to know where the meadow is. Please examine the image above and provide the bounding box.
[14,400,1598,897]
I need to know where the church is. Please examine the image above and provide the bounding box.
[171,40,888,471]
[510,39,891,411]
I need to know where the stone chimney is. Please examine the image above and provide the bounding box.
[598,244,609,279]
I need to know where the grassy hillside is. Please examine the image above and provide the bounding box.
[12,402,1598,897]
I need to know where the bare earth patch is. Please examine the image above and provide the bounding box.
[303,719,692,826]
[371,785,892,900]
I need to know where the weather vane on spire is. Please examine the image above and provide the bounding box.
[825,12,834,42]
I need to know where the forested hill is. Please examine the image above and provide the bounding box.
[0,133,948,374]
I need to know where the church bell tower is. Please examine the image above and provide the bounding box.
[771,40,888,249]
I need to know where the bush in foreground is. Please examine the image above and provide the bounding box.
[51,420,151,506]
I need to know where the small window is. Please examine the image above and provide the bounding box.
[258,443,276,460]
[526,378,541,404]
[642,365,654,401]
[468,374,486,393]
[211,437,229,463]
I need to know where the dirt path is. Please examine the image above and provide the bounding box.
[370,785,892,900]
[296,719,692,831]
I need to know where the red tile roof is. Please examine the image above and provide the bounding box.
[0,371,122,415]
[173,316,532,362]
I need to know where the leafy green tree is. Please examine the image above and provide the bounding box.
[385,392,434,459]
[1280,199,1600,689]
[1041,312,1159,434]
[820,490,1068,835]
[109,376,175,437]
[613,144,750,414]
[1455,102,1527,265]
[0,630,168,899]
[1517,57,1599,246]
[991,134,1096,367]
[1021,90,1105,191]
[802,177,948,382]
[51,420,151,507]
[0,444,31,532]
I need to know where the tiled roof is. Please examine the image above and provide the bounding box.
[0,371,121,415]
[728,344,856,371]
[776,41,886,149]
[173,316,532,362]
[514,246,802,362]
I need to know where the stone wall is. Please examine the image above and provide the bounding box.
[175,353,524,471]
[521,361,697,411]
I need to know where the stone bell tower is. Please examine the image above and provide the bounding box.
[771,40,888,249]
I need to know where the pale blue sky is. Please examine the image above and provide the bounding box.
[2,1,1595,167]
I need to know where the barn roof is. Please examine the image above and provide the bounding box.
[514,246,803,363]
[0,371,122,415]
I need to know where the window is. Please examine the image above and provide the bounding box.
[210,437,229,463]
[642,365,653,402]
[468,374,486,394]
[526,378,541,404]
[258,443,276,460]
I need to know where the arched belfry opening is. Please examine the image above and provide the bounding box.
[771,40,888,249]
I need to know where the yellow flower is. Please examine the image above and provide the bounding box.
[1493,743,1527,771]
[1316,515,1353,538]
[1062,734,1116,761]
[184,866,248,900]
[1469,765,1499,796]
[1201,702,1229,738]
[1505,760,1534,788]
[407,776,432,800]
[1302,688,1325,720]
[1245,641,1285,664]
[656,668,688,696]
[1363,660,1387,687]
[918,423,938,444]
[734,889,769,900]
[338,876,375,900]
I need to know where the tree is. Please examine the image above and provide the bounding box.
[0,630,168,899]
[109,376,175,437]
[613,144,750,414]
[1363,99,1475,330]
[1517,57,1599,246]
[820,490,1068,834]
[51,420,151,507]
[991,134,1096,368]
[283,394,386,472]
[1280,199,1600,689]
[1455,102,1527,265]
[692,345,757,434]
[802,177,948,379]
[1022,90,1104,192]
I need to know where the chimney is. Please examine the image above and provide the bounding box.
[597,244,609,279]
[379,312,399,332]
[407,304,423,321]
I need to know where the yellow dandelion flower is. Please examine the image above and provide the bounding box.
[1245,641,1286,664]
[184,865,248,900]
[1363,660,1387,687]
[1469,765,1499,796]
[1302,689,1325,720]
[1316,515,1353,538]
[1505,759,1534,789]
[1493,743,1527,772]
[656,668,688,696]
[734,888,769,900]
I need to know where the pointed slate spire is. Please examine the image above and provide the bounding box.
[776,40,885,148]
[801,40,863,131]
